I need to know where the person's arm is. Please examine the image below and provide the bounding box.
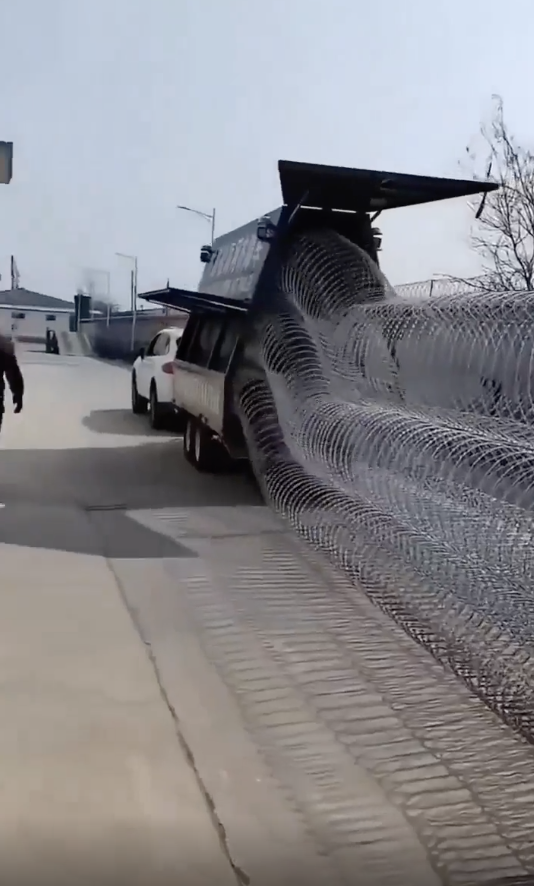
[0,336,24,412]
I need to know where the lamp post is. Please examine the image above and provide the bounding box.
[176,204,216,246]
[116,252,138,352]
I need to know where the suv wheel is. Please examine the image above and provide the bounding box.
[149,384,165,430]
[131,375,148,415]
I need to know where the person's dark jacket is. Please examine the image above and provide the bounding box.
[0,335,24,414]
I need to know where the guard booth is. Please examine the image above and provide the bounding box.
[72,294,91,331]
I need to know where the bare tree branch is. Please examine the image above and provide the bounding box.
[462,96,534,293]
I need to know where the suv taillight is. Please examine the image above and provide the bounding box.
[162,362,174,374]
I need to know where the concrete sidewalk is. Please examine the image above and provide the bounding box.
[0,541,237,885]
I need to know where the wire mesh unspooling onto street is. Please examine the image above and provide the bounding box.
[235,228,534,741]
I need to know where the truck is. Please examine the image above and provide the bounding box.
[139,159,496,473]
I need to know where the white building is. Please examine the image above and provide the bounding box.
[0,288,73,343]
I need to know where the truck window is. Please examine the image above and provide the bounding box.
[210,322,238,372]
[178,316,200,361]
[188,316,223,366]
[173,332,183,358]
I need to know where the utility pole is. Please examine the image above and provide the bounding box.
[116,253,138,353]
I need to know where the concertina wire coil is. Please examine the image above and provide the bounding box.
[235,227,534,741]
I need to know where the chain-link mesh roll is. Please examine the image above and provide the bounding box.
[236,228,534,739]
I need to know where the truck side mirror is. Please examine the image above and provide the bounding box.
[200,245,216,263]
[372,227,382,252]
[257,217,277,242]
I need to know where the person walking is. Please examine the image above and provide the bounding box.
[0,333,24,434]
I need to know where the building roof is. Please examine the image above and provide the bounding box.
[0,303,72,314]
[0,288,74,310]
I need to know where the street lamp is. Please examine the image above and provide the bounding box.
[116,252,138,352]
[176,204,216,246]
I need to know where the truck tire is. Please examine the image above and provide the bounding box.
[184,417,226,472]
[183,416,195,464]
[173,407,187,433]
[131,375,148,415]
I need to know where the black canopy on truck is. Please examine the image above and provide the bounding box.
[140,160,498,312]
[140,286,249,315]
[278,160,498,212]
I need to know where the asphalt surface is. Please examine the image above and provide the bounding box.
[0,348,261,556]
[4,348,534,886]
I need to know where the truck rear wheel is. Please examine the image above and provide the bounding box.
[173,407,187,433]
[183,417,195,464]
[183,417,226,473]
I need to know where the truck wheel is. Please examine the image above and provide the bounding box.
[184,417,226,472]
[131,375,148,415]
[183,416,195,464]
[173,407,187,433]
[149,384,166,430]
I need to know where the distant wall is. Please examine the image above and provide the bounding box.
[81,309,188,363]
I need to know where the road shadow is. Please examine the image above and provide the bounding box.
[0,503,196,559]
[82,408,176,437]
[0,438,262,556]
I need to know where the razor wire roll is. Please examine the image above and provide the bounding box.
[235,228,534,740]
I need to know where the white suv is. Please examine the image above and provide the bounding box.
[131,326,183,429]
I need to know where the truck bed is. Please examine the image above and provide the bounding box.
[172,360,226,437]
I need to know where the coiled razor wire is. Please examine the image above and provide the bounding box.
[235,228,534,741]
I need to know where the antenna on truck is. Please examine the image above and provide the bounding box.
[475,159,493,220]
[287,190,310,228]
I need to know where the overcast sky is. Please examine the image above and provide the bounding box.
[0,0,532,306]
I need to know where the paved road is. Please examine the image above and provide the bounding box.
[0,350,260,555]
[3,349,534,886]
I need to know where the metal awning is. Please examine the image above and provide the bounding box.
[278,160,499,213]
[140,286,249,315]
